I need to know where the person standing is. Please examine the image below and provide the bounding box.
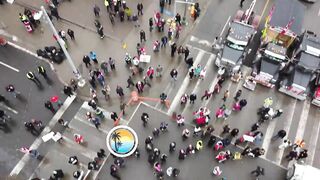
[26,71,41,87]
[110,164,121,179]
[175,13,181,25]
[63,85,73,97]
[101,84,111,100]
[170,69,178,81]
[50,6,60,20]
[184,47,190,60]
[271,129,287,141]
[159,0,165,14]
[83,55,91,68]
[141,112,149,127]
[116,85,124,98]
[37,66,48,79]
[272,109,283,119]
[161,36,168,48]
[109,57,116,70]
[44,100,56,113]
[149,18,153,32]
[137,3,143,16]
[189,93,197,104]
[67,29,75,40]
[93,5,100,17]
[222,90,229,102]
[234,89,242,101]
[156,65,163,77]
[140,30,146,42]
[120,103,126,115]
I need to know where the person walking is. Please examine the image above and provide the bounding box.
[37,66,48,79]
[24,122,40,136]
[240,0,245,8]
[230,128,239,137]
[89,51,99,64]
[137,3,143,16]
[93,4,100,17]
[272,129,287,141]
[251,166,264,177]
[126,76,135,88]
[222,90,229,102]
[58,118,69,128]
[44,100,56,113]
[26,71,41,87]
[116,85,124,98]
[171,42,177,57]
[272,109,283,119]
[201,90,211,100]
[140,30,146,42]
[109,57,116,70]
[83,55,91,68]
[120,103,126,115]
[95,20,105,39]
[92,117,101,129]
[67,29,75,40]
[110,112,118,122]
[175,13,181,25]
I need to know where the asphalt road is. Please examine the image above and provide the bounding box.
[0,45,66,177]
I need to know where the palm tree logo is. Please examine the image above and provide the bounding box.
[111,131,122,152]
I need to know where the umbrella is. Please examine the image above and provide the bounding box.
[50,95,59,103]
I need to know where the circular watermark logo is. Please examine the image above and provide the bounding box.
[106,125,138,157]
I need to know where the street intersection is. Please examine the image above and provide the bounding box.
[0,0,320,179]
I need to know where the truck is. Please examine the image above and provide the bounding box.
[279,31,320,100]
[287,162,320,180]
[215,0,259,73]
[252,0,305,88]
[311,72,320,106]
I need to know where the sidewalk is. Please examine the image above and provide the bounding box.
[28,101,128,179]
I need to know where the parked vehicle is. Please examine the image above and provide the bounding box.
[287,161,320,180]
[215,0,259,74]
[252,0,305,88]
[279,31,320,100]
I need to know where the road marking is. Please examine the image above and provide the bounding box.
[0,103,18,114]
[318,8,320,16]
[260,96,284,159]
[294,101,310,140]
[167,50,206,115]
[274,99,297,165]
[74,115,110,134]
[220,16,231,37]
[9,95,76,177]
[306,108,320,165]
[181,54,216,114]
[0,61,20,72]
[257,0,271,27]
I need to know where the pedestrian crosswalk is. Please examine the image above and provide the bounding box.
[28,101,128,179]
[155,45,320,169]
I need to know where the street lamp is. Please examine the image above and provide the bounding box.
[40,6,85,87]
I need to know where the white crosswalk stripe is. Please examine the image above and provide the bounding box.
[163,45,320,169]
